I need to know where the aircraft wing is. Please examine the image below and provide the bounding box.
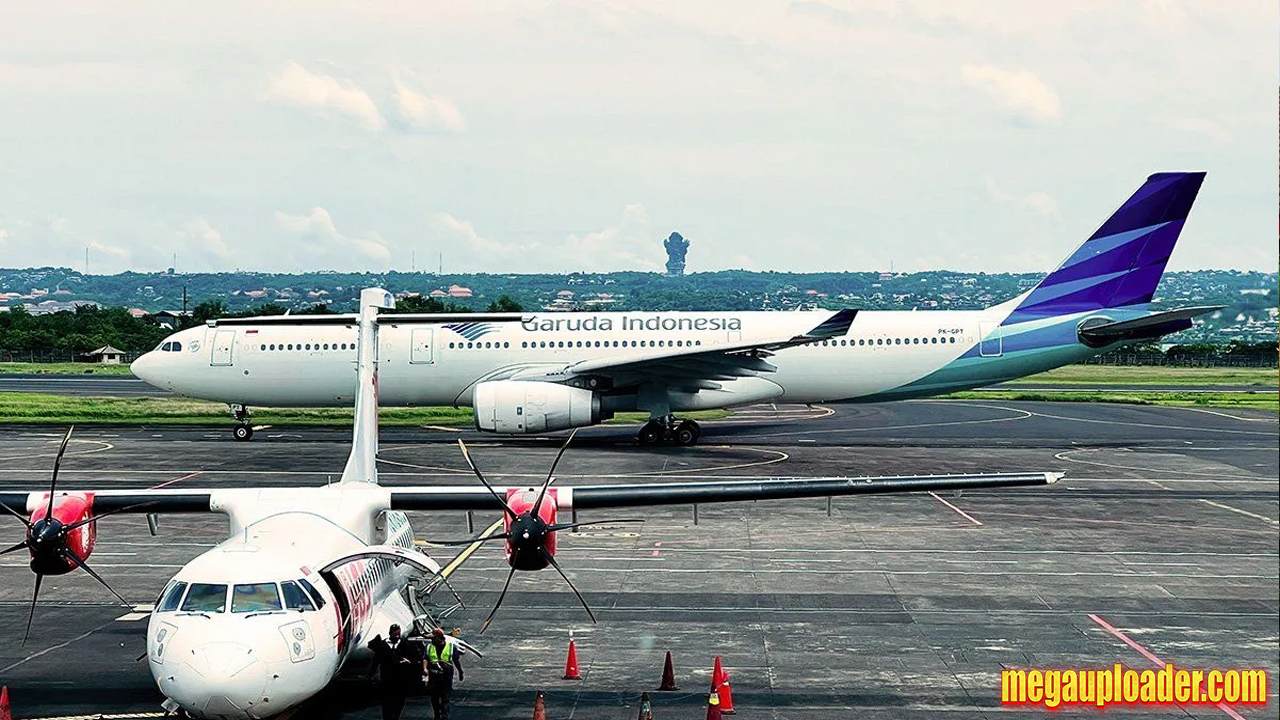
[386,471,1059,511]
[0,471,1057,518]
[521,309,857,390]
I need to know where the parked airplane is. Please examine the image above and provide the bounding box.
[131,172,1219,444]
[1,288,1057,720]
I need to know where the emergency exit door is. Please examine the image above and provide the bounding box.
[978,321,1003,357]
[210,329,235,366]
[410,328,435,364]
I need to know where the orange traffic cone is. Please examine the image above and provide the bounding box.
[710,657,735,714]
[637,691,654,720]
[532,689,547,720]
[658,650,679,691]
[563,639,581,680]
[705,689,722,720]
[0,686,10,720]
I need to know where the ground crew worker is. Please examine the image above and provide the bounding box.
[368,624,424,720]
[425,626,464,720]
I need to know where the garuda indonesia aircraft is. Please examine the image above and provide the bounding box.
[132,172,1218,444]
[1,289,1056,720]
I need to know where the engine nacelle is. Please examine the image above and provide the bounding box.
[473,380,601,434]
[28,492,97,574]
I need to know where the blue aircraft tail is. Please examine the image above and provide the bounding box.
[1004,172,1205,324]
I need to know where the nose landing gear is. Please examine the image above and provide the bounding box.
[229,404,254,442]
[638,416,701,446]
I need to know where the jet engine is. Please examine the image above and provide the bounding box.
[472,380,601,434]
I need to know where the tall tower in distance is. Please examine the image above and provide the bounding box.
[664,232,689,276]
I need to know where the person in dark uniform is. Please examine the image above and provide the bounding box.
[368,624,424,720]
[424,626,464,720]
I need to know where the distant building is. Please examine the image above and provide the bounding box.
[429,289,449,299]
[153,310,190,329]
[81,345,125,365]
[448,285,473,298]
[24,299,99,316]
[127,308,149,319]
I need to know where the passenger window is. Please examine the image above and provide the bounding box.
[297,578,326,609]
[181,583,228,613]
[280,580,315,611]
[157,581,188,612]
[231,583,282,613]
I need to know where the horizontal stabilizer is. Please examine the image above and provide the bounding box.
[1078,305,1222,347]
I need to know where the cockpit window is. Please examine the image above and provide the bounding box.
[170,341,182,352]
[161,342,172,352]
[181,583,227,613]
[157,581,188,612]
[297,577,326,609]
[231,583,282,613]
[280,580,315,611]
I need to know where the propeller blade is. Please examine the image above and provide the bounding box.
[22,572,44,646]
[62,549,132,608]
[0,539,30,556]
[60,501,159,534]
[546,518,644,533]
[420,532,510,546]
[532,429,577,516]
[0,499,32,529]
[456,439,517,521]
[479,565,517,634]
[46,426,75,519]
[540,546,596,625]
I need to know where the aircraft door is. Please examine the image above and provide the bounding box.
[979,321,1003,357]
[410,328,435,364]
[210,329,236,366]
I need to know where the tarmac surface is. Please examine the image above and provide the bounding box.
[0,401,1276,719]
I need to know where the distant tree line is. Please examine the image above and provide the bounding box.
[1087,341,1278,368]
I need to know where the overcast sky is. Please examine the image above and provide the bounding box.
[0,1,1275,275]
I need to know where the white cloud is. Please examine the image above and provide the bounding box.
[961,64,1061,124]
[429,204,665,273]
[391,68,466,133]
[263,62,385,131]
[275,207,392,270]
[1163,117,1231,144]
[986,177,1061,219]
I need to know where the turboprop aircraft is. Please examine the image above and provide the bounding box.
[130,173,1220,446]
[1,289,1059,719]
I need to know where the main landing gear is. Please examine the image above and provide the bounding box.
[638,416,701,446]
[229,404,254,442]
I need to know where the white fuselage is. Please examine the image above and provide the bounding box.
[145,484,427,720]
[132,305,1102,415]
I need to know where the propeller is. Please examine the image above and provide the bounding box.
[425,430,643,632]
[2,426,133,645]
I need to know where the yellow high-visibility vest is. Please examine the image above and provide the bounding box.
[428,642,453,663]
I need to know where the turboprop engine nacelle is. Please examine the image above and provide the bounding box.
[27,492,97,575]
[473,380,601,434]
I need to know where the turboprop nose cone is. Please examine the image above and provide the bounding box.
[177,641,268,719]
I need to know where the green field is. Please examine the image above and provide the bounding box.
[1008,365,1278,386]
[0,362,136,375]
[0,393,729,426]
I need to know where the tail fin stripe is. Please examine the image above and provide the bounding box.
[1040,221,1175,288]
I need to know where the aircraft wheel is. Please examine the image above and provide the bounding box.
[637,421,664,446]
[233,424,254,442]
[677,419,701,444]
[672,425,697,446]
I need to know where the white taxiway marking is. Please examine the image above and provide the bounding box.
[928,491,983,526]
[1199,499,1279,527]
